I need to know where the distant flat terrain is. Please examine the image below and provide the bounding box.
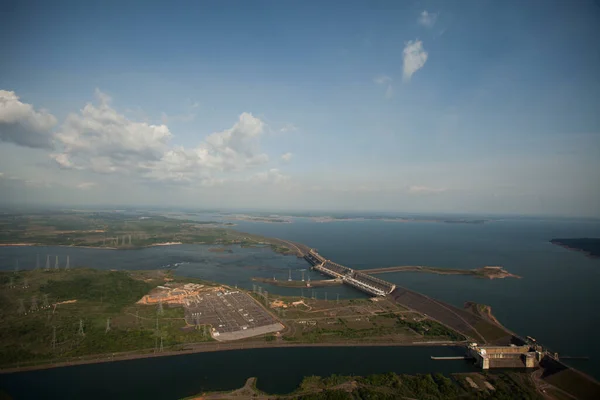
[550,238,600,258]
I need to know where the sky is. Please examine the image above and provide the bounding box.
[1,0,599,217]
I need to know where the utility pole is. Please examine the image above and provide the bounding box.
[288,269,292,281]
[65,256,70,271]
[301,270,305,282]
[51,326,56,351]
[158,300,164,315]
[105,318,111,333]
[78,319,85,336]
[159,336,164,352]
[45,255,50,271]
[54,256,59,271]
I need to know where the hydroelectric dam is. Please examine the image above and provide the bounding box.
[303,249,396,296]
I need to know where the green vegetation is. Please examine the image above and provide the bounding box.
[291,372,542,399]
[0,268,214,368]
[188,372,542,399]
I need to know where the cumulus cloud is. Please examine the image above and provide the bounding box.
[403,40,428,81]
[281,152,293,162]
[50,90,270,185]
[418,11,437,28]
[0,90,57,148]
[407,185,446,195]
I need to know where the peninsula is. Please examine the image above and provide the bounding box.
[550,238,600,258]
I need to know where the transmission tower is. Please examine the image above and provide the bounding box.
[51,326,57,351]
[54,256,59,271]
[30,296,38,312]
[78,319,85,336]
[17,299,26,314]
[45,255,50,271]
[157,300,164,315]
[105,318,111,333]
[65,256,70,271]
[35,254,40,270]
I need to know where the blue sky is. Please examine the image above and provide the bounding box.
[1,0,599,216]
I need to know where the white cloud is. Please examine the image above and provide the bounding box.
[418,11,437,28]
[251,168,290,185]
[374,75,394,99]
[0,90,57,148]
[51,90,270,185]
[403,40,428,81]
[281,152,293,162]
[407,185,446,195]
[279,123,297,133]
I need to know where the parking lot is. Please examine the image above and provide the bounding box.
[184,290,283,340]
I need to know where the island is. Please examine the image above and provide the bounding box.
[550,238,600,258]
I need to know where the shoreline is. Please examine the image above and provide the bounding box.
[0,340,462,375]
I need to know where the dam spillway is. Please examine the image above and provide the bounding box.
[304,249,396,296]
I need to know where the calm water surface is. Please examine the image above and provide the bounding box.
[1,346,474,399]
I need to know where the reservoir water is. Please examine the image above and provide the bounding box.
[1,215,599,395]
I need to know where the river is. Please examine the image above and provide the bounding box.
[1,346,473,399]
